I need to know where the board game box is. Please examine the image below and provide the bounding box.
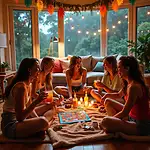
[58,110,91,124]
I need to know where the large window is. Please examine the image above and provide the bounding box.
[137,6,150,38]
[13,10,33,68]
[38,11,58,58]
[107,9,128,55]
[64,11,101,56]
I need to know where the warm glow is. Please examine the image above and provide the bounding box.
[93,32,97,35]
[86,31,89,34]
[118,21,121,24]
[78,101,81,105]
[112,25,116,29]
[106,29,109,32]
[82,16,85,19]
[91,100,94,104]
[78,30,81,33]
[80,97,83,103]
[97,12,99,15]
[98,29,101,32]
[68,39,70,42]
[147,12,150,15]
[125,15,128,18]
[69,17,73,21]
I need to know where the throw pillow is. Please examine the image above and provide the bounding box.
[93,62,104,72]
[80,55,92,71]
[60,59,70,72]
[53,59,63,73]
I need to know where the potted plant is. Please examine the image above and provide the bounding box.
[0,62,10,72]
[128,33,150,73]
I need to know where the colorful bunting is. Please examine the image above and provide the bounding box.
[58,7,64,18]
[112,0,119,12]
[129,0,136,5]
[99,5,107,17]
[24,0,32,7]
[48,4,54,15]
[37,0,44,12]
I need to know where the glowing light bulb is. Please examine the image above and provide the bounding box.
[86,31,89,34]
[98,29,101,32]
[78,30,81,33]
[147,12,150,15]
[118,21,121,24]
[93,32,97,35]
[125,15,128,18]
[112,25,116,29]
[82,16,85,19]
[106,29,109,32]
[71,26,74,30]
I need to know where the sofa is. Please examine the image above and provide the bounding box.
[52,55,118,87]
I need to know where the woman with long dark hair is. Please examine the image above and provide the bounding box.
[55,56,92,100]
[100,56,150,135]
[1,58,54,139]
[91,56,123,103]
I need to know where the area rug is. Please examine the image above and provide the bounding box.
[47,107,114,149]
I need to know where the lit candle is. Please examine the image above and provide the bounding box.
[89,103,92,107]
[91,100,94,105]
[80,97,83,103]
[78,101,81,105]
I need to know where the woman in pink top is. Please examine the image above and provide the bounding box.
[100,56,150,136]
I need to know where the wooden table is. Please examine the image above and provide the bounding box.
[0,71,16,102]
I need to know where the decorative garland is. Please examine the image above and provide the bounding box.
[23,0,136,18]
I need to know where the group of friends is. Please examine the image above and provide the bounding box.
[1,55,150,139]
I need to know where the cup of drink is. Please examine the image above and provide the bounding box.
[45,90,53,102]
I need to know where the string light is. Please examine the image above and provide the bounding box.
[112,25,116,29]
[93,32,97,35]
[147,12,150,15]
[148,30,150,33]
[125,15,128,18]
[86,31,89,34]
[78,30,81,33]
[82,16,85,19]
[98,29,101,32]
[69,17,73,21]
[71,26,74,30]
[106,29,109,32]
[68,39,70,42]
[118,20,121,24]
[97,12,99,15]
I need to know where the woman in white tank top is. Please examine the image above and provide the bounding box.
[54,56,92,100]
[1,58,55,139]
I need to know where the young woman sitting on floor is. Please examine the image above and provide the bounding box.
[1,58,55,139]
[31,56,64,105]
[54,56,92,101]
[100,56,150,136]
[91,56,123,104]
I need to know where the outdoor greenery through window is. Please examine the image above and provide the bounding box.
[13,10,33,69]
[107,9,128,56]
[137,6,150,38]
[64,11,101,56]
[38,11,58,58]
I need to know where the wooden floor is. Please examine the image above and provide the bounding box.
[1,139,150,150]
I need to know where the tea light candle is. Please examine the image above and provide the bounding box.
[89,103,92,107]
[80,97,83,103]
[91,100,94,105]
[84,101,88,107]
[78,101,81,105]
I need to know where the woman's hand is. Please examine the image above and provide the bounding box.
[95,81,105,89]
[36,91,48,104]
[59,95,64,101]
[101,93,109,101]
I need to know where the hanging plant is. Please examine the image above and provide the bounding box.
[58,7,64,18]
[99,5,107,17]
[24,0,32,7]
[112,0,119,12]
[117,0,123,6]
[129,0,136,5]
[48,4,54,15]
[37,0,44,12]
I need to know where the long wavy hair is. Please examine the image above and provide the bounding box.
[104,56,118,75]
[5,58,39,98]
[40,56,55,84]
[119,56,149,97]
[69,56,83,78]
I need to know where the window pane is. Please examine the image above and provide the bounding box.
[13,10,33,68]
[107,9,128,55]
[137,6,150,38]
[38,11,58,58]
[65,11,101,56]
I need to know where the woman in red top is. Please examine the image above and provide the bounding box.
[101,56,150,136]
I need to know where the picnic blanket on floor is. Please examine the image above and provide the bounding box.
[47,107,113,148]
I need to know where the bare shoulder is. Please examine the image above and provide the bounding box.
[12,82,26,96]
[128,83,143,95]
[66,69,70,75]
